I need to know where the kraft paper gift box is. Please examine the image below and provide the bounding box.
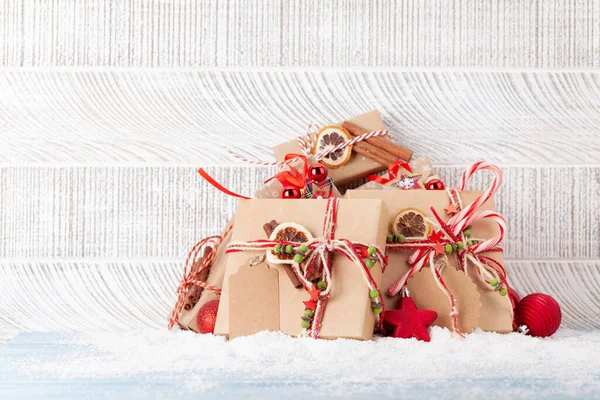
[176,219,234,332]
[213,198,389,340]
[273,110,409,186]
[346,189,514,334]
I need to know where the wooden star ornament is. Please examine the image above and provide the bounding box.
[445,203,459,216]
[303,288,322,311]
[382,289,438,342]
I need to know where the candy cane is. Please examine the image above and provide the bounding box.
[453,210,506,254]
[448,161,503,227]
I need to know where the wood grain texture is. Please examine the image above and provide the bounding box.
[0,165,597,259]
[0,259,597,341]
[1,0,599,337]
[1,70,599,164]
[1,0,599,68]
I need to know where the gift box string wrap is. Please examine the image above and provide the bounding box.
[225,123,390,168]
[386,161,509,338]
[227,198,386,339]
[168,224,233,329]
[198,123,391,199]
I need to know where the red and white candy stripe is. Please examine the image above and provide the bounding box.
[448,161,502,228]
[452,210,506,253]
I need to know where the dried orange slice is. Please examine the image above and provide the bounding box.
[266,222,313,265]
[392,208,431,238]
[314,125,353,169]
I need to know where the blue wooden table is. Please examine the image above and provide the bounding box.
[1,329,599,399]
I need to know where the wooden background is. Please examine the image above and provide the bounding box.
[1,0,599,341]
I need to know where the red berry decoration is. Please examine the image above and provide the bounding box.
[308,163,328,183]
[425,178,445,190]
[515,293,561,337]
[196,300,220,334]
[281,186,302,199]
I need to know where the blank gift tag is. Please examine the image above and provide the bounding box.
[407,266,480,334]
[228,261,280,339]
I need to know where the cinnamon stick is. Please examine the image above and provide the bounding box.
[185,246,212,305]
[352,140,397,167]
[264,220,303,289]
[342,120,413,162]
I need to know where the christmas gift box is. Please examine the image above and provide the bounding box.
[213,198,389,340]
[273,110,413,186]
[168,218,234,332]
[346,162,514,335]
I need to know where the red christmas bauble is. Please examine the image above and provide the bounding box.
[281,186,302,199]
[425,178,445,190]
[515,293,561,337]
[196,300,220,334]
[308,163,328,183]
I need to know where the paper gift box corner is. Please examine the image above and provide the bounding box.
[214,198,389,340]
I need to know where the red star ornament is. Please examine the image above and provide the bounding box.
[445,203,459,216]
[433,242,446,256]
[428,230,444,242]
[428,230,446,255]
[303,288,322,311]
[382,295,438,342]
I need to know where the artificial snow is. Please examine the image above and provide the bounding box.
[1,328,599,399]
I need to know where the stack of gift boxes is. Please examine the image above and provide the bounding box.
[169,110,561,341]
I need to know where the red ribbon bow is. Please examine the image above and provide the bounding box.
[367,160,412,185]
[264,153,308,190]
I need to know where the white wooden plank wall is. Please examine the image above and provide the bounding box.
[0,0,599,341]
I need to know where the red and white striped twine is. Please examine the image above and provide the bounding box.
[227,123,390,168]
[168,224,233,329]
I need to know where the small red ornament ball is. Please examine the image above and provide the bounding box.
[515,293,561,337]
[281,186,302,199]
[308,163,328,183]
[425,178,445,190]
[196,300,220,334]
